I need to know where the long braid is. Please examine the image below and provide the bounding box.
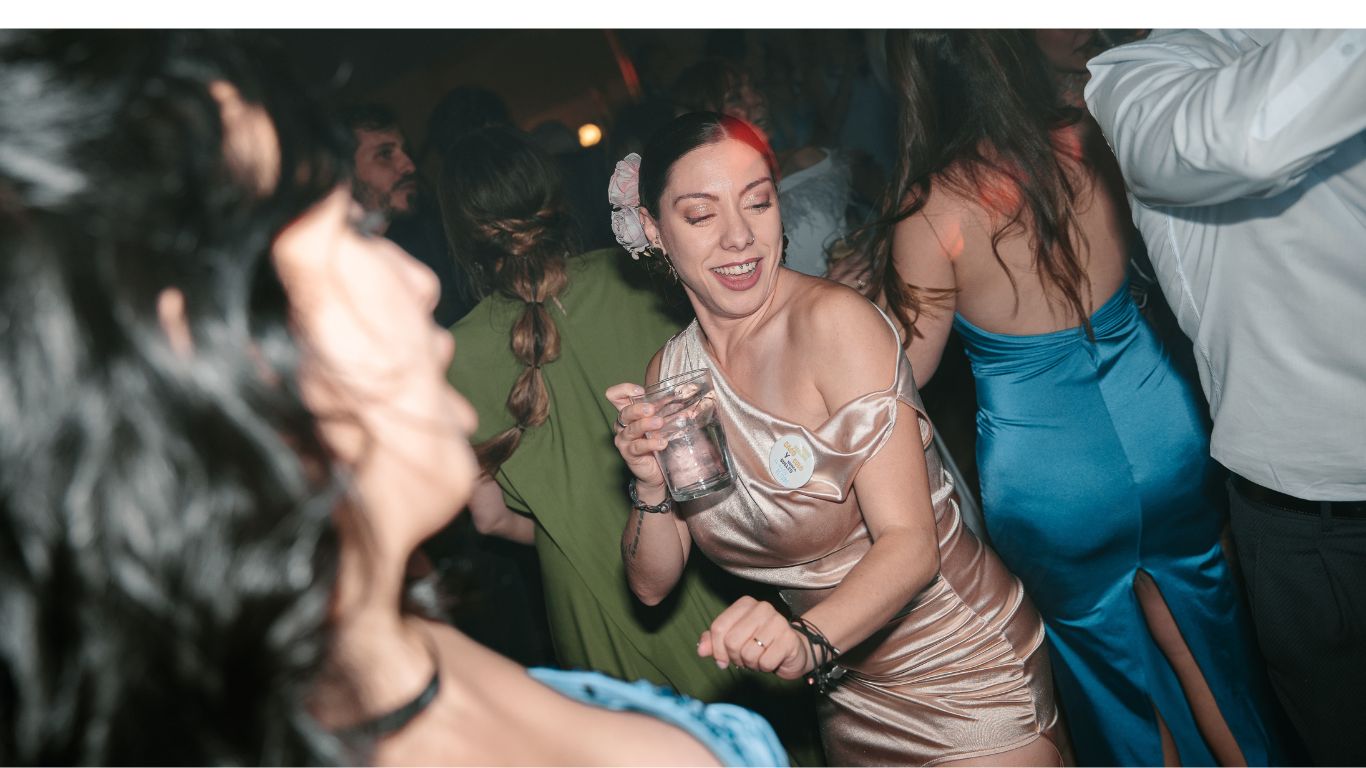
[473,210,570,474]
[438,127,578,475]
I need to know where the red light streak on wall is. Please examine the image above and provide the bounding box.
[603,30,642,101]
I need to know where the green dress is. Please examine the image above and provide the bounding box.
[450,249,821,763]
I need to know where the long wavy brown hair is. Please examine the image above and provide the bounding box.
[856,30,1094,342]
[437,127,576,474]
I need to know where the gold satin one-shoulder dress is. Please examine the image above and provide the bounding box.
[659,316,1060,766]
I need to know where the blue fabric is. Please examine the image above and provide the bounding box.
[954,284,1281,766]
[528,667,789,767]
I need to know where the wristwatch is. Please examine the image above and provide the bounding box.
[628,478,675,514]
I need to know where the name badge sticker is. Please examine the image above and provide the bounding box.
[768,433,816,489]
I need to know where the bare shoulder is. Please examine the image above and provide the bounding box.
[939,171,1004,228]
[785,273,880,341]
[786,277,900,407]
[397,623,718,766]
[894,177,988,261]
[522,673,720,767]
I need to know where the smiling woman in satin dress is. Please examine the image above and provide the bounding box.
[608,111,1063,767]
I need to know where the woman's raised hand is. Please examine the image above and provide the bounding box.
[697,596,812,681]
[606,382,669,490]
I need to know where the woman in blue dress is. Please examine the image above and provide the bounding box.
[847,31,1281,766]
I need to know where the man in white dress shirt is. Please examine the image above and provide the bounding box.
[1085,29,1366,764]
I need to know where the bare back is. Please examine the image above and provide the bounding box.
[895,123,1132,338]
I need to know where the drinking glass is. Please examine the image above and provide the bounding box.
[630,369,733,501]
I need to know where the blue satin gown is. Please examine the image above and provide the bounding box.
[953,284,1280,766]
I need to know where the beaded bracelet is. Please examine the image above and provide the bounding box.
[628,478,675,514]
[789,616,843,693]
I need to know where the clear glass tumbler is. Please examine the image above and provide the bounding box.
[630,368,733,502]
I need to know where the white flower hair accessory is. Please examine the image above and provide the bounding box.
[607,152,651,259]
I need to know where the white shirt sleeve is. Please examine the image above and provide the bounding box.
[1084,29,1366,207]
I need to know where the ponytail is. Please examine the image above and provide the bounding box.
[437,126,577,474]
[471,212,571,475]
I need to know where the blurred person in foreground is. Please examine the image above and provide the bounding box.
[0,30,785,766]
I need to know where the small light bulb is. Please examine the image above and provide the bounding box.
[578,123,602,148]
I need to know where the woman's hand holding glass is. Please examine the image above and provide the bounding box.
[608,381,695,607]
[606,382,669,497]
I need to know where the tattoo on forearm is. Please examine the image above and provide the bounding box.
[625,509,645,560]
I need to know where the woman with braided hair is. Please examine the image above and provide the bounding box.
[439,126,820,762]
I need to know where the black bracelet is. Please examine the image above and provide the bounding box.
[790,616,843,693]
[628,478,675,514]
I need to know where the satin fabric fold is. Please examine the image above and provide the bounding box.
[660,311,1058,766]
[954,283,1281,766]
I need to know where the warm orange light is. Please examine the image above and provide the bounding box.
[578,123,602,148]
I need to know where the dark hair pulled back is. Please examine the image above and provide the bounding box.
[437,127,578,475]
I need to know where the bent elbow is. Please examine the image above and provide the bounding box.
[920,556,942,589]
[903,538,943,597]
[628,568,677,606]
[470,512,499,537]
[630,581,669,607]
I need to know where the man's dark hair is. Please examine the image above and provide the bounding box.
[340,102,400,135]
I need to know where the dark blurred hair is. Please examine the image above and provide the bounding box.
[671,58,746,115]
[607,98,679,163]
[424,86,511,160]
[339,102,400,135]
[528,120,578,157]
[856,30,1093,341]
[0,30,354,764]
[436,127,577,475]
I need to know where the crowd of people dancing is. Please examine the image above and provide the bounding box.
[2,27,1362,767]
